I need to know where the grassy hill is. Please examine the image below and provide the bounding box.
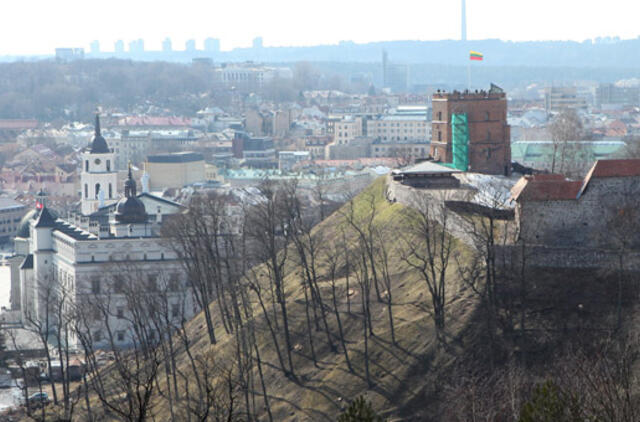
[152,177,481,421]
[26,176,638,421]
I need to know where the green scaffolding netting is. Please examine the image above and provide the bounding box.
[451,113,469,171]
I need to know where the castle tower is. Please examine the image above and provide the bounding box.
[81,114,118,215]
[431,86,511,175]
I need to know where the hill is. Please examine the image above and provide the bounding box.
[23,176,640,421]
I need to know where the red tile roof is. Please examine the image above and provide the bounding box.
[511,174,582,202]
[588,159,640,178]
[513,159,640,202]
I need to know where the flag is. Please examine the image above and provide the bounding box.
[470,51,483,61]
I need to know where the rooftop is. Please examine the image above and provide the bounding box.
[399,161,462,176]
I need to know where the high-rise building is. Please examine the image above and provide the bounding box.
[90,40,100,54]
[129,39,145,54]
[162,37,172,52]
[430,85,511,175]
[185,39,196,52]
[252,36,263,49]
[204,37,220,52]
[114,40,124,53]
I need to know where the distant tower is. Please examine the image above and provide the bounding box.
[115,40,124,53]
[461,0,467,41]
[185,39,196,52]
[162,37,172,52]
[90,40,100,54]
[382,50,388,87]
[204,37,220,53]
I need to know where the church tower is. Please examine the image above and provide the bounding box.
[81,114,118,215]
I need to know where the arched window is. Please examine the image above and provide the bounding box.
[85,160,89,172]
[485,111,490,121]
[438,131,442,142]
[84,184,88,198]
[106,160,111,171]
[95,183,100,199]
[108,183,112,199]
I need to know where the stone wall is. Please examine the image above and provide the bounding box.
[518,177,640,249]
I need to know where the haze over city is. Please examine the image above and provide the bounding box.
[2,0,639,55]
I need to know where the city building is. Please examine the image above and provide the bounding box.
[331,116,363,145]
[0,198,27,243]
[430,86,511,175]
[15,172,193,349]
[544,86,589,112]
[109,130,152,170]
[162,38,172,52]
[278,151,310,172]
[114,40,124,53]
[213,65,293,91]
[145,152,205,190]
[595,83,640,108]
[204,38,220,52]
[252,37,263,49]
[90,41,100,54]
[55,48,84,61]
[185,39,196,52]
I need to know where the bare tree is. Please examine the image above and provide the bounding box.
[401,192,454,335]
[549,109,582,174]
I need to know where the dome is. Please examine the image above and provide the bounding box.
[90,114,110,154]
[114,197,147,224]
[114,167,147,224]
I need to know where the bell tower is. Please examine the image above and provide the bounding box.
[81,114,119,215]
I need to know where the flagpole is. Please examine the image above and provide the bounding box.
[467,59,471,91]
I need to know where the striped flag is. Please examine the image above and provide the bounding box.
[470,51,483,61]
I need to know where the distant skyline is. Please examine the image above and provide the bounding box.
[1,0,638,55]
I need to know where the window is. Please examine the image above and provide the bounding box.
[84,184,88,199]
[486,130,491,141]
[93,307,101,321]
[147,274,157,291]
[95,183,100,199]
[93,330,102,342]
[116,307,124,319]
[168,273,180,292]
[171,304,180,318]
[85,160,89,172]
[438,131,442,142]
[106,160,111,171]
[116,331,125,342]
[108,183,112,199]
[485,111,490,121]
[91,277,101,294]
[113,275,124,293]
[437,111,442,121]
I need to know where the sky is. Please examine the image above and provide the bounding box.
[1,0,638,55]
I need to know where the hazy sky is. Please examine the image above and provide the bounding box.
[2,0,638,55]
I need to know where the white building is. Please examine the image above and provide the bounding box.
[17,171,193,349]
[12,121,194,349]
[80,115,119,215]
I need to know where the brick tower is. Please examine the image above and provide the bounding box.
[430,85,511,175]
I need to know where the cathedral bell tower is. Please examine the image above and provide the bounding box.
[81,114,118,215]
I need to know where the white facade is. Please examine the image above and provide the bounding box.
[18,180,193,349]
